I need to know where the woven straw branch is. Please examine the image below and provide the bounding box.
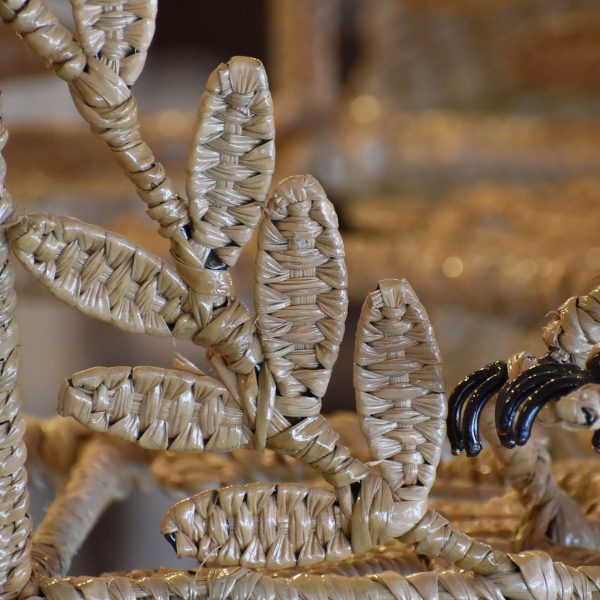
[1,0,191,250]
[38,557,600,600]
[58,365,252,452]
[187,57,275,268]
[354,279,445,536]
[255,175,347,424]
[24,436,147,597]
[8,214,200,340]
[71,0,157,86]
[0,99,31,597]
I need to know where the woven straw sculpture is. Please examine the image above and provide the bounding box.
[5,2,600,599]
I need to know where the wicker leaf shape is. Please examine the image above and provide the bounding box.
[354,279,446,527]
[71,0,158,86]
[160,482,352,568]
[8,214,199,339]
[255,175,348,421]
[58,365,251,451]
[186,56,275,268]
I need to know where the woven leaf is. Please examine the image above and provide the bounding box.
[71,0,158,86]
[354,279,446,508]
[8,213,199,339]
[255,175,348,420]
[160,482,351,568]
[59,365,251,451]
[186,56,275,267]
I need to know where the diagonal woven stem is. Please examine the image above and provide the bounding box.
[0,96,31,599]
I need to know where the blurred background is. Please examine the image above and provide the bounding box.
[3,0,600,576]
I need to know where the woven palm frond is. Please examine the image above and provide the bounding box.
[186,56,275,268]
[255,175,347,422]
[160,482,351,568]
[71,0,157,86]
[8,214,199,339]
[59,365,250,452]
[354,279,446,532]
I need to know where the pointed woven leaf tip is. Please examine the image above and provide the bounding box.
[71,0,158,86]
[186,56,275,268]
[59,365,251,451]
[161,482,352,569]
[255,175,348,421]
[354,279,445,515]
[8,214,199,339]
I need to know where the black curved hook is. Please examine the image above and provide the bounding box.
[447,361,507,455]
[514,374,592,446]
[461,364,508,457]
[495,362,579,448]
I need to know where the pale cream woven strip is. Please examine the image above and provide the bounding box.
[0,96,31,599]
[23,436,146,597]
[354,279,446,533]
[58,365,251,452]
[8,214,199,339]
[71,0,157,86]
[187,57,275,268]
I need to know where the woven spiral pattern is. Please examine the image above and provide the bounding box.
[161,483,351,568]
[543,285,600,367]
[0,100,31,597]
[255,175,348,421]
[354,279,445,535]
[71,0,157,86]
[58,366,250,452]
[8,214,199,339]
[186,57,275,268]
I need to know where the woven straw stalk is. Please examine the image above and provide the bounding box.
[0,96,31,596]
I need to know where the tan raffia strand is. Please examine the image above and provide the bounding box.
[0,96,31,597]
[58,365,251,452]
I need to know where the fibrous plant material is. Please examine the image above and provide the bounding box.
[5,1,600,599]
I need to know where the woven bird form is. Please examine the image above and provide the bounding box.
[5,2,600,600]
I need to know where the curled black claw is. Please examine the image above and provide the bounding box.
[495,362,580,448]
[447,361,507,455]
[462,364,508,457]
[514,374,593,446]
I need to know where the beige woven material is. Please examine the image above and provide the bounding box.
[8,1,600,599]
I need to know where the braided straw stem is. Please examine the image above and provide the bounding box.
[23,436,147,597]
[0,96,31,598]
[37,557,600,600]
